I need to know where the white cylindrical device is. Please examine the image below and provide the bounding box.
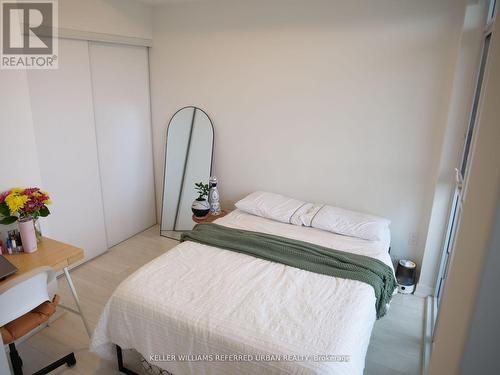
[396,260,416,294]
[208,176,221,215]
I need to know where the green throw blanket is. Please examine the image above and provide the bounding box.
[181,224,397,319]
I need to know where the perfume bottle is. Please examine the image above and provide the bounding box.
[208,176,221,216]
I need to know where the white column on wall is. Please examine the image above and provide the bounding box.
[0,70,46,236]
[88,42,156,247]
[27,38,108,261]
[0,71,42,188]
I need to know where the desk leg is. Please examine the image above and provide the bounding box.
[63,267,92,338]
[1,337,13,375]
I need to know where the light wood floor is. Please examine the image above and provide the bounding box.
[13,226,424,375]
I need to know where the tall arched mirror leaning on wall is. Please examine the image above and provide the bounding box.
[160,107,214,240]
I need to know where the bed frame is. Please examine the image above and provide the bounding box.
[116,345,174,375]
[116,345,139,375]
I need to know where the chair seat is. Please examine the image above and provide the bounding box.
[0,295,60,344]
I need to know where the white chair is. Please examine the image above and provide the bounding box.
[0,266,76,375]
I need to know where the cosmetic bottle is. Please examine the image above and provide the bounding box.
[10,238,16,252]
[7,238,13,255]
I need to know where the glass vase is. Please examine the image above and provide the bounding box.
[34,217,43,243]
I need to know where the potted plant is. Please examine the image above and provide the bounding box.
[0,187,51,252]
[191,182,210,218]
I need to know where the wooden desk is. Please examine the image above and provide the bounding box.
[1,237,83,285]
[0,237,91,338]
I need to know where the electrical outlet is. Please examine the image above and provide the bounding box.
[408,232,418,247]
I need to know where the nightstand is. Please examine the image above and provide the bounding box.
[192,210,230,224]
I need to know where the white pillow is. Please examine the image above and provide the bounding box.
[300,204,390,241]
[235,191,390,241]
[235,191,311,225]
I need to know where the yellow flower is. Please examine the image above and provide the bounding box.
[10,187,24,194]
[5,193,29,215]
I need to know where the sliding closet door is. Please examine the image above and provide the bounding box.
[89,42,156,247]
[27,39,108,261]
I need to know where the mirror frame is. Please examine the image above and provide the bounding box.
[160,106,215,239]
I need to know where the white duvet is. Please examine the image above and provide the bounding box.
[91,210,393,375]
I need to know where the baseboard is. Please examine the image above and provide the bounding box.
[421,296,435,375]
[415,283,434,297]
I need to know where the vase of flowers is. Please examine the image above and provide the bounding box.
[0,187,51,252]
[17,217,37,253]
[34,217,43,242]
[191,182,210,218]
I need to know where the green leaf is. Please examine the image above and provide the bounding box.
[39,206,50,217]
[0,216,17,225]
[0,202,10,217]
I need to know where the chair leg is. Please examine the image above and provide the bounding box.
[7,341,75,375]
[32,352,76,375]
[8,343,23,375]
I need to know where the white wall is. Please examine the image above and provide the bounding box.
[0,0,153,245]
[429,12,500,373]
[417,1,488,295]
[0,71,42,190]
[59,0,153,40]
[150,0,466,264]
[460,196,500,374]
[0,70,46,237]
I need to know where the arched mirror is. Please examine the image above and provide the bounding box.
[161,107,214,239]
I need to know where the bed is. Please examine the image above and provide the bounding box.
[91,209,394,375]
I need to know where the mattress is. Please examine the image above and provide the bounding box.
[90,210,393,375]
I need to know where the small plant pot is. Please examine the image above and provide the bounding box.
[192,198,210,218]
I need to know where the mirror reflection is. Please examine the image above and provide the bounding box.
[161,107,214,239]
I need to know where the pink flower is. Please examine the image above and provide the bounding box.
[23,187,40,196]
[0,191,9,203]
[37,194,49,202]
[25,201,37,211]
